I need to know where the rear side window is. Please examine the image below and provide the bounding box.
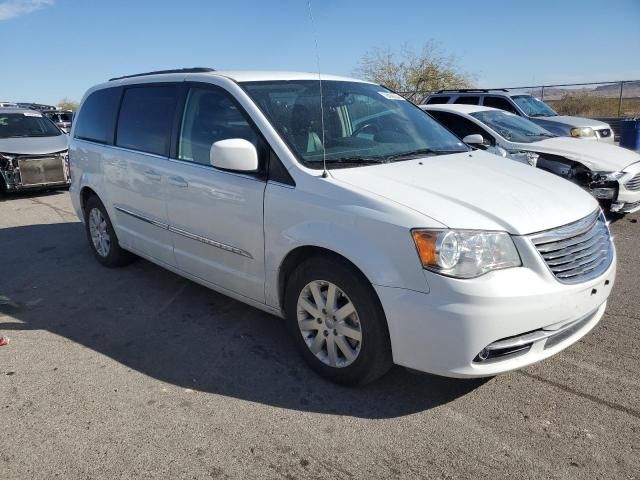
[428,110,494,145]
[454,96,480,105]
[75,88,121,144]
[116,85,179,156]
[425,96,450,104]
[483,96,518,114]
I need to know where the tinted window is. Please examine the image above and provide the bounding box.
[425,96,450,104]
[470,110,555,143]
[483,96,518,114]
[116,85,179,156]
[178,87,260,165]
[428,110,494,145]
[0,112,61,138]
[511,95,558,117]
[454,96,480,105]
[75,88,121,144]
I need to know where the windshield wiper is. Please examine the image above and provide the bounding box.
[304,156,389,168]
[383,148,464,161]
[525,132,556,137]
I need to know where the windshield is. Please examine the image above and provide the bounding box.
[241,80,467,168]
[47,112,72,122]
[470,110,556,143]
[512,95,557,117]
[0,112,61,138]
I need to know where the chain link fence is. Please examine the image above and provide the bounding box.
[398,80,640,119]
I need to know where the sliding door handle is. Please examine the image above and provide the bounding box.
[143,170,162,182]
[167,176,188,188]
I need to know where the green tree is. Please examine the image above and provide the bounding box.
[58,97,79,111]
[354,41,474,103]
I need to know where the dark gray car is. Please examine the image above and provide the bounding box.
[0,108,70,194]
[43,110,73,134]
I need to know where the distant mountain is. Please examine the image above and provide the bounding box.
[534,81,640,100]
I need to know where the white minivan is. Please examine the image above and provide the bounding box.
[69,68,616,385]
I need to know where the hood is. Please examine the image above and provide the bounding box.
[330,150,598,235]
[0,134,68,155]
[532,115,610,129]
[516,136,640,172]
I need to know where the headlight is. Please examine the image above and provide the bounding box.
[411,229,521,278]
[570,127,595,138]
[593,171,624,182]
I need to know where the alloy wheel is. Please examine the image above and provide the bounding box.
[296,280,362,368]
[88,207,111,257]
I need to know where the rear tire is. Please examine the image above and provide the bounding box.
[84,195,134,268]
[284,256,393,385]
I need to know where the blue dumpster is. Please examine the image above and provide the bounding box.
[620,119,640,150]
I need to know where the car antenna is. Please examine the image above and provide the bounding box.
[307,0,328,178]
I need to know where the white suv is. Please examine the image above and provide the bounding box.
[69,68,616,385]
[424,89,614,143]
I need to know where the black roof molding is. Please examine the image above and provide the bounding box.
[434,88,509,94]
[109,67,215,82]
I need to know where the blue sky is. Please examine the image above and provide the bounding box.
[2,0,639,104]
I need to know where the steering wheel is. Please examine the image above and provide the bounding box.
[351,123,379,137]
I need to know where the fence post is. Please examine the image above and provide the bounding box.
[541,86,545,101]
[618,81,624,118]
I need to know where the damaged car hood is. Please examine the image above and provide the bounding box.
[513,137,640,172]
[0,134,68,155]
[330,150,598,235]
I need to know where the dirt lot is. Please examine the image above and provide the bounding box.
[1,191,639,480]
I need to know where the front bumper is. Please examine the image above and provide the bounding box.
[1,154,70,192]
[376,246,616,378]
[611,168,640,213]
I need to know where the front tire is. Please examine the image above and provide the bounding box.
[84,195,134,267]
[284,256,393,385]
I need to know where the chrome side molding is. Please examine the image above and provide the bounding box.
[114,206,253,259]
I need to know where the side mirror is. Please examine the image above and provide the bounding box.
[462,134,485,146]
[210,139,258,172]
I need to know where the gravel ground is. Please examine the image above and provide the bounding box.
[1,190,638,480]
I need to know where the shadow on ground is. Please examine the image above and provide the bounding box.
[0,222,487,418]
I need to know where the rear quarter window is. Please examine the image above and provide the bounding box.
[74,87,121,144]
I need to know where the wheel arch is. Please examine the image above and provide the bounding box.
[80,186,99,213]
[277,245,377,312]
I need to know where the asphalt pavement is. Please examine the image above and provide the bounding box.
[1,190,638,479]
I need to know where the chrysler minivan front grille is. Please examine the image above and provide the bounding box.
[625,173,640,191]
[529,210,613,284]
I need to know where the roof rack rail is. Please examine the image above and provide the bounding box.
[109,67,215,82]
[434,88,509,94]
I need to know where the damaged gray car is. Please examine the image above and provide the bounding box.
[0,108,70,194]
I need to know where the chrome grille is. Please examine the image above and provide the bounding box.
[529,210,613,284]
[625,173,640,191]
